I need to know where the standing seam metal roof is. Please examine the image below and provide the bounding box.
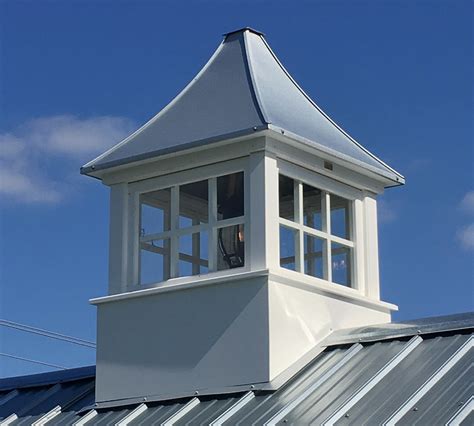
[0,313,472,425]
[81,28,404,185]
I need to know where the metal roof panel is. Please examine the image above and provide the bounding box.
[83,32,265,173]
[334,333,472,425]
[0,315,472,425]
[82,30,403,185]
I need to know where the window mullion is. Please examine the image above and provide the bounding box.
[191,218,200,275]
[322,191,332,282]
[295,181,304,273]
[208,178,217,272]
[169,185,179,278]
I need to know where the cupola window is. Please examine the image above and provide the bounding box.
[138,171,245,286]
[279,174,354,287]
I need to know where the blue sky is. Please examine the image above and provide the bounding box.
[0,0,472,377]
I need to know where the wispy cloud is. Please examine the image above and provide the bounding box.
[459,191,474,214]
[456,190,474,250]
[457,224,474,250]
[378,198,397,224]
[404,158,432,174]
[0,115,135,204]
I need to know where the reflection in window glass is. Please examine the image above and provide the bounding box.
[217,225,245,270]
[140,238,170,284]
[331,194,350,239]
[178,231,208,277]
[179,180,208,228]
[304,234,324,279]
[280,226,296,271]
[331,242,351,286]
[140,188,171,235]
[217,172,244,220]
[303,184,322,230]
[279,175,294,221]
[138,172,246,285]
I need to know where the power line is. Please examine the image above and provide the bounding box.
[0,319,96,349]
[0,352,67,370]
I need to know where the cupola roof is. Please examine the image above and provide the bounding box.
[82,28,404,185]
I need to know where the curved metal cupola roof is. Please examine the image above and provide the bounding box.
[82,28,404,184]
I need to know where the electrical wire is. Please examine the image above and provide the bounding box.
[0,319,96,348]
[0,352,67,370]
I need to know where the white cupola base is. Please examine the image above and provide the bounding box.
[93,270,393,403]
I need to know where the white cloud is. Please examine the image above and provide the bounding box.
[457,224,474,250]
[0,115,135,204]
[378,199,397,224]
[23,115,135,156]
[456,191,474,250]
[460,191,474,214]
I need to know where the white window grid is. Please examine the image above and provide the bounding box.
[138,175,246,283]
[278,176,355,286]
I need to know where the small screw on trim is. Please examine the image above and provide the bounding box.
[253,126,258,131]
[194,391,199,395]
[143,397,147,402]
[281,129,285,134]
[91,165,96,170]
[250,385,255,389]
[413,407,418,412]
[345,413,350,418]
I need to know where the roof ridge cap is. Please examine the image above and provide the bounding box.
[223,27,265,38]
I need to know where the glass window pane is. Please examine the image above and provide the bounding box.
[330,194,350,239]
[140,238,170,284]
[178,231,209,277]
[304,234,324,279]
[179,180,208,228]
[280,226,296,271]
[303,184,322,230]
[331,242,352,286]
[140,188,171,235]
[217,172,244,220]
[217,224,245,270]
[279,175,294,221]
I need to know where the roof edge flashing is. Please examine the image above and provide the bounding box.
[80,125,269,177]
[267,126,405,187]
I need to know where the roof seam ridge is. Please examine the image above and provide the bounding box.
[259,37,403,179]
[243,31,270,125]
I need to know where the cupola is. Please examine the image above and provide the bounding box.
[82,27,403,405]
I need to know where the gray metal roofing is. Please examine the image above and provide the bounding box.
[81,28,403,185]
[0,313,472,425]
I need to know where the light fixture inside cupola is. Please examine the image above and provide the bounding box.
[217,171,245,269]
[82,27,404,405]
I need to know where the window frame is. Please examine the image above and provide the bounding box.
[277,159,362,289]
[127,158,249,289]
